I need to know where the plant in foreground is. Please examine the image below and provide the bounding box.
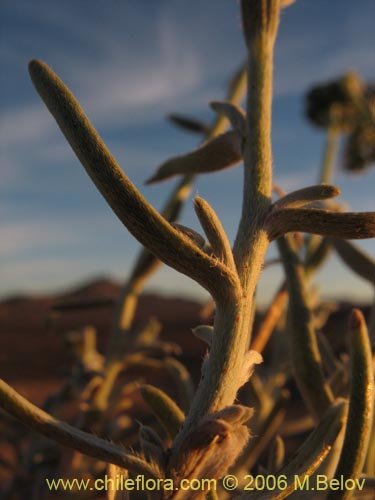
[1,1,375,499]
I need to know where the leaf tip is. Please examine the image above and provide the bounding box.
[349,308,365,332]
[144,176,156,185]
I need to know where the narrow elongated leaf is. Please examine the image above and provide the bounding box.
[126,176,194,292]
[106,175,194,358]
[140,385,185,439]
[273,184,340,210]
[0,379,157,478]
[194,195,236,271]
[251,283,288,353]
[305,236,331,273]
[171,222,206,248]
[210,100,246,136]
[277,236,334,420]
[145,130,242,184]
[239,390,289,472]
[267,208,375,240]
[267,435,285,473]
[327,310,374,500]
[329,238,375,286]
[28,59,238,304]
[226,63,247,105]
[167,113,210,135]
[237,400,347,499]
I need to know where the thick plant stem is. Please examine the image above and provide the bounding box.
[251,283,288,353]
[267,208,375,240]
[0,379,157,478]
[98,66,247,412]
[235,48,273,250]
[173,292,243,435]
[173,1,279,445]
[233,14,276,346]
[194,195,237,272]
[104,64,246,366]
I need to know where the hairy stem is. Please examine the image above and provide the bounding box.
[0,379,157,478]
[233,3,277,345]
[173,0,279,446]
[106,65,246,363]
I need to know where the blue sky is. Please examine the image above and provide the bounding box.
[1,0,374,304]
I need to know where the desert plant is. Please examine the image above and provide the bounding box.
[1,1,375,499]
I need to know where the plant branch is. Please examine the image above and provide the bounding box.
[272,184,340,210]
[233,0,279,344]
[266,208,375,240]
[28,59,239,304]
[194,195,237,272]
[173,0,281,448]
[0,379,157,478]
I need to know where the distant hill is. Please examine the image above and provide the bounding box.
[0,277,205,403]
[0,276,371,404]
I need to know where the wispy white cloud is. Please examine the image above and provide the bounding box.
[0,1,208,198]
[1,0,374,300]
[1,212,136,297]
[1,213,116,258]
[0,105,52,147]
[1,257,109,296]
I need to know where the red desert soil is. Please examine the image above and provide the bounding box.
[0,278,207,405]
[0,276,370,405]
[0,277,371,497]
